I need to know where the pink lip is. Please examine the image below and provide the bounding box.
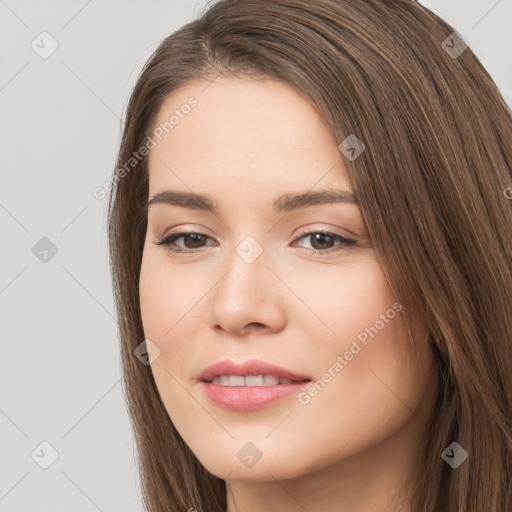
[198,359,312,411]
[198,359,311,383]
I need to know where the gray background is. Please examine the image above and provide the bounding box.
[1,1,511,511]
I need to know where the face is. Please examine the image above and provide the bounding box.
[139,76,436,482]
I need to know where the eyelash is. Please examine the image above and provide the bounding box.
[153,226,357,256]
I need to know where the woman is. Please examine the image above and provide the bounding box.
[107,0,512,510]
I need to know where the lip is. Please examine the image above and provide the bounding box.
[198,359,311,383]
[198,359,312,411]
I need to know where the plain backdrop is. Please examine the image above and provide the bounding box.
[1,1,511,510]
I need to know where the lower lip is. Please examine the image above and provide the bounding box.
[201,381,311,411]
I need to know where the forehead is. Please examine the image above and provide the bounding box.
[147,77,352,198]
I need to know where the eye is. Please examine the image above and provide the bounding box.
[153,231,215,254]
[291,226,357,255]
[153,227,357,255]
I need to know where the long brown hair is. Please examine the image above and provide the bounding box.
[107,1,512,510]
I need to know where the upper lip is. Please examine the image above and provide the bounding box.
[198,359,312,383]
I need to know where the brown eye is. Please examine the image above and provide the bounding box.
[291,228,357,255]
[154,231,215,254]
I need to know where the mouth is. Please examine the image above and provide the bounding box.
[205,375,309,386]
[198,359,312,411]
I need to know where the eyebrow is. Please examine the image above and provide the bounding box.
[147,188,358,214]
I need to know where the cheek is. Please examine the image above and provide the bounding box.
[289,257,399,348]
[138,253,200,418]
[139,250,201,339]
[305,262,428,405]
[138,248,212,403]
[293,261,433,449]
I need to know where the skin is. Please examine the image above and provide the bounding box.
[139,76,438,512]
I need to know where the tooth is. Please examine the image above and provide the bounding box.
[245,375,264,386]
[209,375,294,386]
[229,375,245,386]
[264,375,280,385]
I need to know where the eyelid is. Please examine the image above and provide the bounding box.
[157,223,354,240]
[292,224,356,240]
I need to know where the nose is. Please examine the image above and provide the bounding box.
[206,244,287,336]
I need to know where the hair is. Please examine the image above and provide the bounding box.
[107,0,512,510]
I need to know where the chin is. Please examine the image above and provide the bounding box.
[195,443,317,482]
